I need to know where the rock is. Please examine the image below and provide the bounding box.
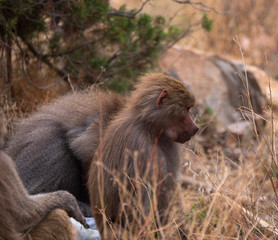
[158,46,277,138]
[227,121,252,136]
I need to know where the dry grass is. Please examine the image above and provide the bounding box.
[180,130,278,239]
[175,45,278,239]
[1,87,277,239]
[0,93,25,139]
[2,60,277,239]
[2,93,276,239]
[112,0,278,77]
[92,107,277,239]
[185,0,278,77]
[1,1,277,238]
[92,78,278,239]
[92,39,278,238]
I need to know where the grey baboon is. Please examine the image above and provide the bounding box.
[6,88,124,216]
[0,150,87,240]
[88,73,199,239]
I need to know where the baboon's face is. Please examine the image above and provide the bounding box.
[164,107,199,143]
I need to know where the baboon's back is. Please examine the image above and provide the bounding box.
[6,89,124,207]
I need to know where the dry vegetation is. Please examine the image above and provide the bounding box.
[87,91,278,239]
[112,0,278,77]
[180,117,278,239]
[2,80,277,239]
[1,1,278,239]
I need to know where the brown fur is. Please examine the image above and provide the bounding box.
[6,88,124,216]
[24,209,75,240]
[0,150,87,240]
[88,73,199,238]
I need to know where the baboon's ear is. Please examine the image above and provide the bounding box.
[156,89,168,107]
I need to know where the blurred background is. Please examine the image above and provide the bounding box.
[1,0,278,108]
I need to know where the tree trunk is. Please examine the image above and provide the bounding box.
[5,35,15,98]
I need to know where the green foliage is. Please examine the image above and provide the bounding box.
[187,198,207,223]
[273,166,278,178]
[205,107,214,115]
[49,34,62,54]
[69,0,108,29]
[0,1,46,39]
[168,26,182,38]
[198,106,214,127]
[202,13,213,32]
[0,0,184,93]
[107,77,130,93]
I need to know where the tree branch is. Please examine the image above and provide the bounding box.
[171,0,232,15]
[14,37,64,90]
[163,20,200,54]
[22,39,68,79]
[108,0,150,18]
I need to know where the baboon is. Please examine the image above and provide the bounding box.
[88,73,199,238]
[6,88,124,216]
[25,209,75,240]
[0,150,88,240]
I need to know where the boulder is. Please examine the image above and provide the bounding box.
[159,47,277,141]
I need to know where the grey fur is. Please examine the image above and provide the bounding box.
[6,88,124,217]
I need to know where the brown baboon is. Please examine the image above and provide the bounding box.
[25,209,75,240]
[0,150,87,240]
[6,88,124,216]
[88,73,199,238]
